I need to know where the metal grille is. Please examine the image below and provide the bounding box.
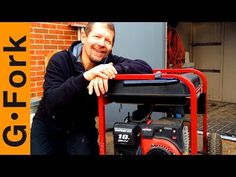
[198,101,236,141]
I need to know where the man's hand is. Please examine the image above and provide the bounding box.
[83,62,117,81]
[87,77,109,96]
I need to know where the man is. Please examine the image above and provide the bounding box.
[30,22,153,155]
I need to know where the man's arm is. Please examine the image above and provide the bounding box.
[43,52,89,113]
[88,54,153,96]
[108,54,153,74]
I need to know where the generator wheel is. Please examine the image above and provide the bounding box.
[207,132,222,155]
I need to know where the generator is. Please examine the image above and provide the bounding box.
[98,68,222,155]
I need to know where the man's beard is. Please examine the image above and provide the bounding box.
[89,53,108,64]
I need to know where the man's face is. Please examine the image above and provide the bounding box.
[82,23,114,64]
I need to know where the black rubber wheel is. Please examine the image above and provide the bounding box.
[207,132,222,155]
[147,146,172,155]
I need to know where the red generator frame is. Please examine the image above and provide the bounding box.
[98,68,208,155]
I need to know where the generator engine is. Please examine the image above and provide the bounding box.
[113,114,189,155]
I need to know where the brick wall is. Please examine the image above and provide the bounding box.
[30,22,86,99]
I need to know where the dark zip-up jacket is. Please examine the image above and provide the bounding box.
[33,41,153,132]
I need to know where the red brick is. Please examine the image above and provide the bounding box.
[42,23,57,29]
[44,34,58,39]
[30,87,43,92]
[56,24,72,30]
[31,66,44,71]
[33,28,49,34]
[30,33,44,39]
[51,40,64,45]
[30,77,44,82]
[49,29,63,35]
[64,30,77,35]
[44,45,58,50]
[36,81,44,87]
[34,39,50,44]
[58,35,72,40]
[31,22,42,27]
[36,92,43,98]
[31,45,43,49]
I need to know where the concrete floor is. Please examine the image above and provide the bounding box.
[99,100,236,155]
[222,139,236,154]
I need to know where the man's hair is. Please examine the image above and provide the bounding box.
[85,22,116,44]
